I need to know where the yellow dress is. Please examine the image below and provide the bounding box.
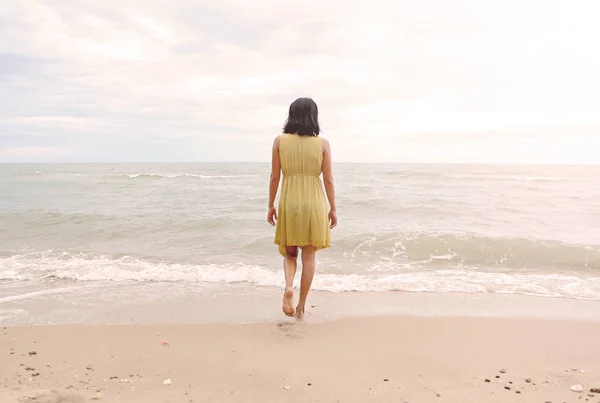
[274,134,331,256]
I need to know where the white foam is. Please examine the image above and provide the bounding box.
[0,287,83,303]
[125,173,237,179]
[0,308,27,324]
[483,175,564,182]
[1,253,600,301]
[518,176,563,182]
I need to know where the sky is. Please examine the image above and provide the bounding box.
[1,0,599,164]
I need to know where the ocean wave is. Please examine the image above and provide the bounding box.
[334,233,600,270]
[1,252,600,301]
[13,171,44,176]
[12,171,91,178]
[451,175,564,182]
[379,170,564,182]
[1,210,113,227]
[2,218,598,270]
[514,176,563,182]
[0,210,239,232]
[122,173,238,179]
[11,171,239,180]
[469,175,564,182]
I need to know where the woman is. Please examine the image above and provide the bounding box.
[267,97,337,319]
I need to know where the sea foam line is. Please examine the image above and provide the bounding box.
[1,254,600,301]
[124,173,237,179]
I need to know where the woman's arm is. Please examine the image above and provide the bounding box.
[267,136,281,225]
[322,138,337,228]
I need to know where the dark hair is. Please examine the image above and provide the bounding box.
[283,97,320,136]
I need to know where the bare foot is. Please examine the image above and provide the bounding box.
[282,287,295,317]
[295,305,305,320]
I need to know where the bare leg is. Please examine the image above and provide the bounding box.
[296,246,316,319]
[282,246,298,317]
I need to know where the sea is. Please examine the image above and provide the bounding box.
[1,163,600,323]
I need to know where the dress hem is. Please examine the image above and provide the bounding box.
[274,241,331,256]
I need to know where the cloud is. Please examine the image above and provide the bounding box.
[1,0,599,163]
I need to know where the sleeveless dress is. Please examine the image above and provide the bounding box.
[274,134,331,256]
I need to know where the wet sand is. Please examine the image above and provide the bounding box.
[2,316,600,403]
[3,283,600,326]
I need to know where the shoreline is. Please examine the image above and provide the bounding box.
[2,316,600,403]
[2,284,600,326]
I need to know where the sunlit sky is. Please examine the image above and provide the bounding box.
[1,0,599,164]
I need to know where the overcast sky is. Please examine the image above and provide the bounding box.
[1,0,599,163]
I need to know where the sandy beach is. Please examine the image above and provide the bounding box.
[2,316,600,403]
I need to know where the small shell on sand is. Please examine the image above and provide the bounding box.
[571,384,583,392]
[162,378,172,386]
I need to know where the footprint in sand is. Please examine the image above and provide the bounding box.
[276,322,304,339]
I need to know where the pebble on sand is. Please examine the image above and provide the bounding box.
[499,369,507,374]
[283,385,290,390]
[590,388,600,394]
[162,379,172,386]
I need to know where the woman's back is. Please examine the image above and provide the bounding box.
[279,134,322,177]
